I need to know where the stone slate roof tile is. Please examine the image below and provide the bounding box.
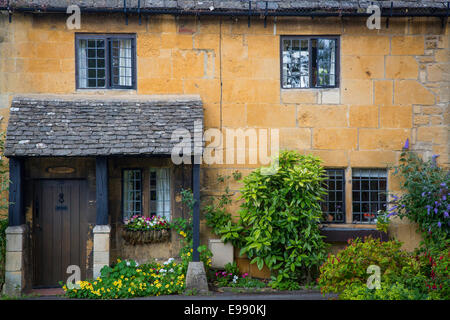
[4,94,203,157]
[3,0,448,12]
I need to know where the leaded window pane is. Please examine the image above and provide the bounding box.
[352,169,387,224]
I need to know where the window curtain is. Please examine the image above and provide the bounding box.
[156,168,171,221]
[119,39,132,87]
[78,40,88,88]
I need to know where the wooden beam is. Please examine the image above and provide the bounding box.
[192,163,200,262]
[96,157,109,226]
[8,158,24,226]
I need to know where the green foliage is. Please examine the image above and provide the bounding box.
[170,189,195,243]
[63,258,186,298]
[390,150,449,249]
[317,237,410,294]
[238,151,328,288]
[375,211,390,233]
[318,237,450,300]
[214,262,266,289]
[0,218,7,290]
[340,281,428,300]
[171,189,212,273]
[0,132,8,291]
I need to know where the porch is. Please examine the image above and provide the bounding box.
[2,94,203,295]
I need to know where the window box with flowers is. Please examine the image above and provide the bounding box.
[122,215,171,245]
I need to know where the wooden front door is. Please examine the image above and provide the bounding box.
[33,180,88,288]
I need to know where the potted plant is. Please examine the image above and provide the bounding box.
[122,215,171,245]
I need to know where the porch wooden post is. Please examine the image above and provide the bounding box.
[192,163,200,262]
[8,157,24,226]
[96,157,109,225]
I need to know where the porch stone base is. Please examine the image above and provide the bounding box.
[93,225,111,279]
[3,225,27,297]
[185,262,209,294]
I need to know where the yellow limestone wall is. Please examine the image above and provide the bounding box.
[0,13,448,271]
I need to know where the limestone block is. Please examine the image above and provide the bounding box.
[394,80,435,105]
[359,128,410,150]
[391,36,425,55]
[93,225,111,279]
[2,272,23,297]
[321,89,341,104]
[5,225,26,252]
[386,56,419,79]
[380,106,413,128]
[349,105,378,128]
[298,105,347,128]
[185,262,209,293]
[5,252,22,272]
[388,216,422,252]
[313,128,358,150]
[208,239,234,269]
[281,90,318,104]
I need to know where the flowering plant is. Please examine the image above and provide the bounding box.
[214,262,266,289]
[389,147,449,249]
[62,258,186,299]
[124,215,170,231]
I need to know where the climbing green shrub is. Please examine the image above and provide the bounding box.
[238,151,328,288]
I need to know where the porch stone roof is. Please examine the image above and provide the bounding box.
[2,1,447,13]
[4,94,203,157]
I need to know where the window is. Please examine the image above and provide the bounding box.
[123,169,142,220]
[321,169,345,223]
[352,169,387,223]
[149,168,171,221]
[76,34,136,89]
[281,36,339,89]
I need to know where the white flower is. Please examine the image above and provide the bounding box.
[126,261,131,266]
[169,268,174,273]
[160,268,166,273]
[232,275,238,283]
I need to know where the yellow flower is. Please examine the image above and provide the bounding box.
[117,259,121,263]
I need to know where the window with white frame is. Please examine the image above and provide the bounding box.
[122,169,142,220]
[150,168,171,221]
[76,34,136,89]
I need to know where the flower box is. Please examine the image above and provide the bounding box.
[122,228,171,245]
[122,215,171,245]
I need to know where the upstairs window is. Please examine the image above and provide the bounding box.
[352,169,387,224]
[281,36,339,89]
[76,34,136,89]
[321,169,345,223]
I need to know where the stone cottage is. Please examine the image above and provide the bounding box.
[0,0,448,295]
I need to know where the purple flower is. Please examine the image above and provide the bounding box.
[434,207,438,214]
[387,212,396,217]
[427,206,431,215]
[421,192,426,197]
[441,182,447,187]
[443,195,447,201]
[403,138,409,150]
[389,206,398,212]
[437,221,442,228]
[401,204,406,208]
[444,211,449,218]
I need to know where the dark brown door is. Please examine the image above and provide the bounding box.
[34,180,88,288]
